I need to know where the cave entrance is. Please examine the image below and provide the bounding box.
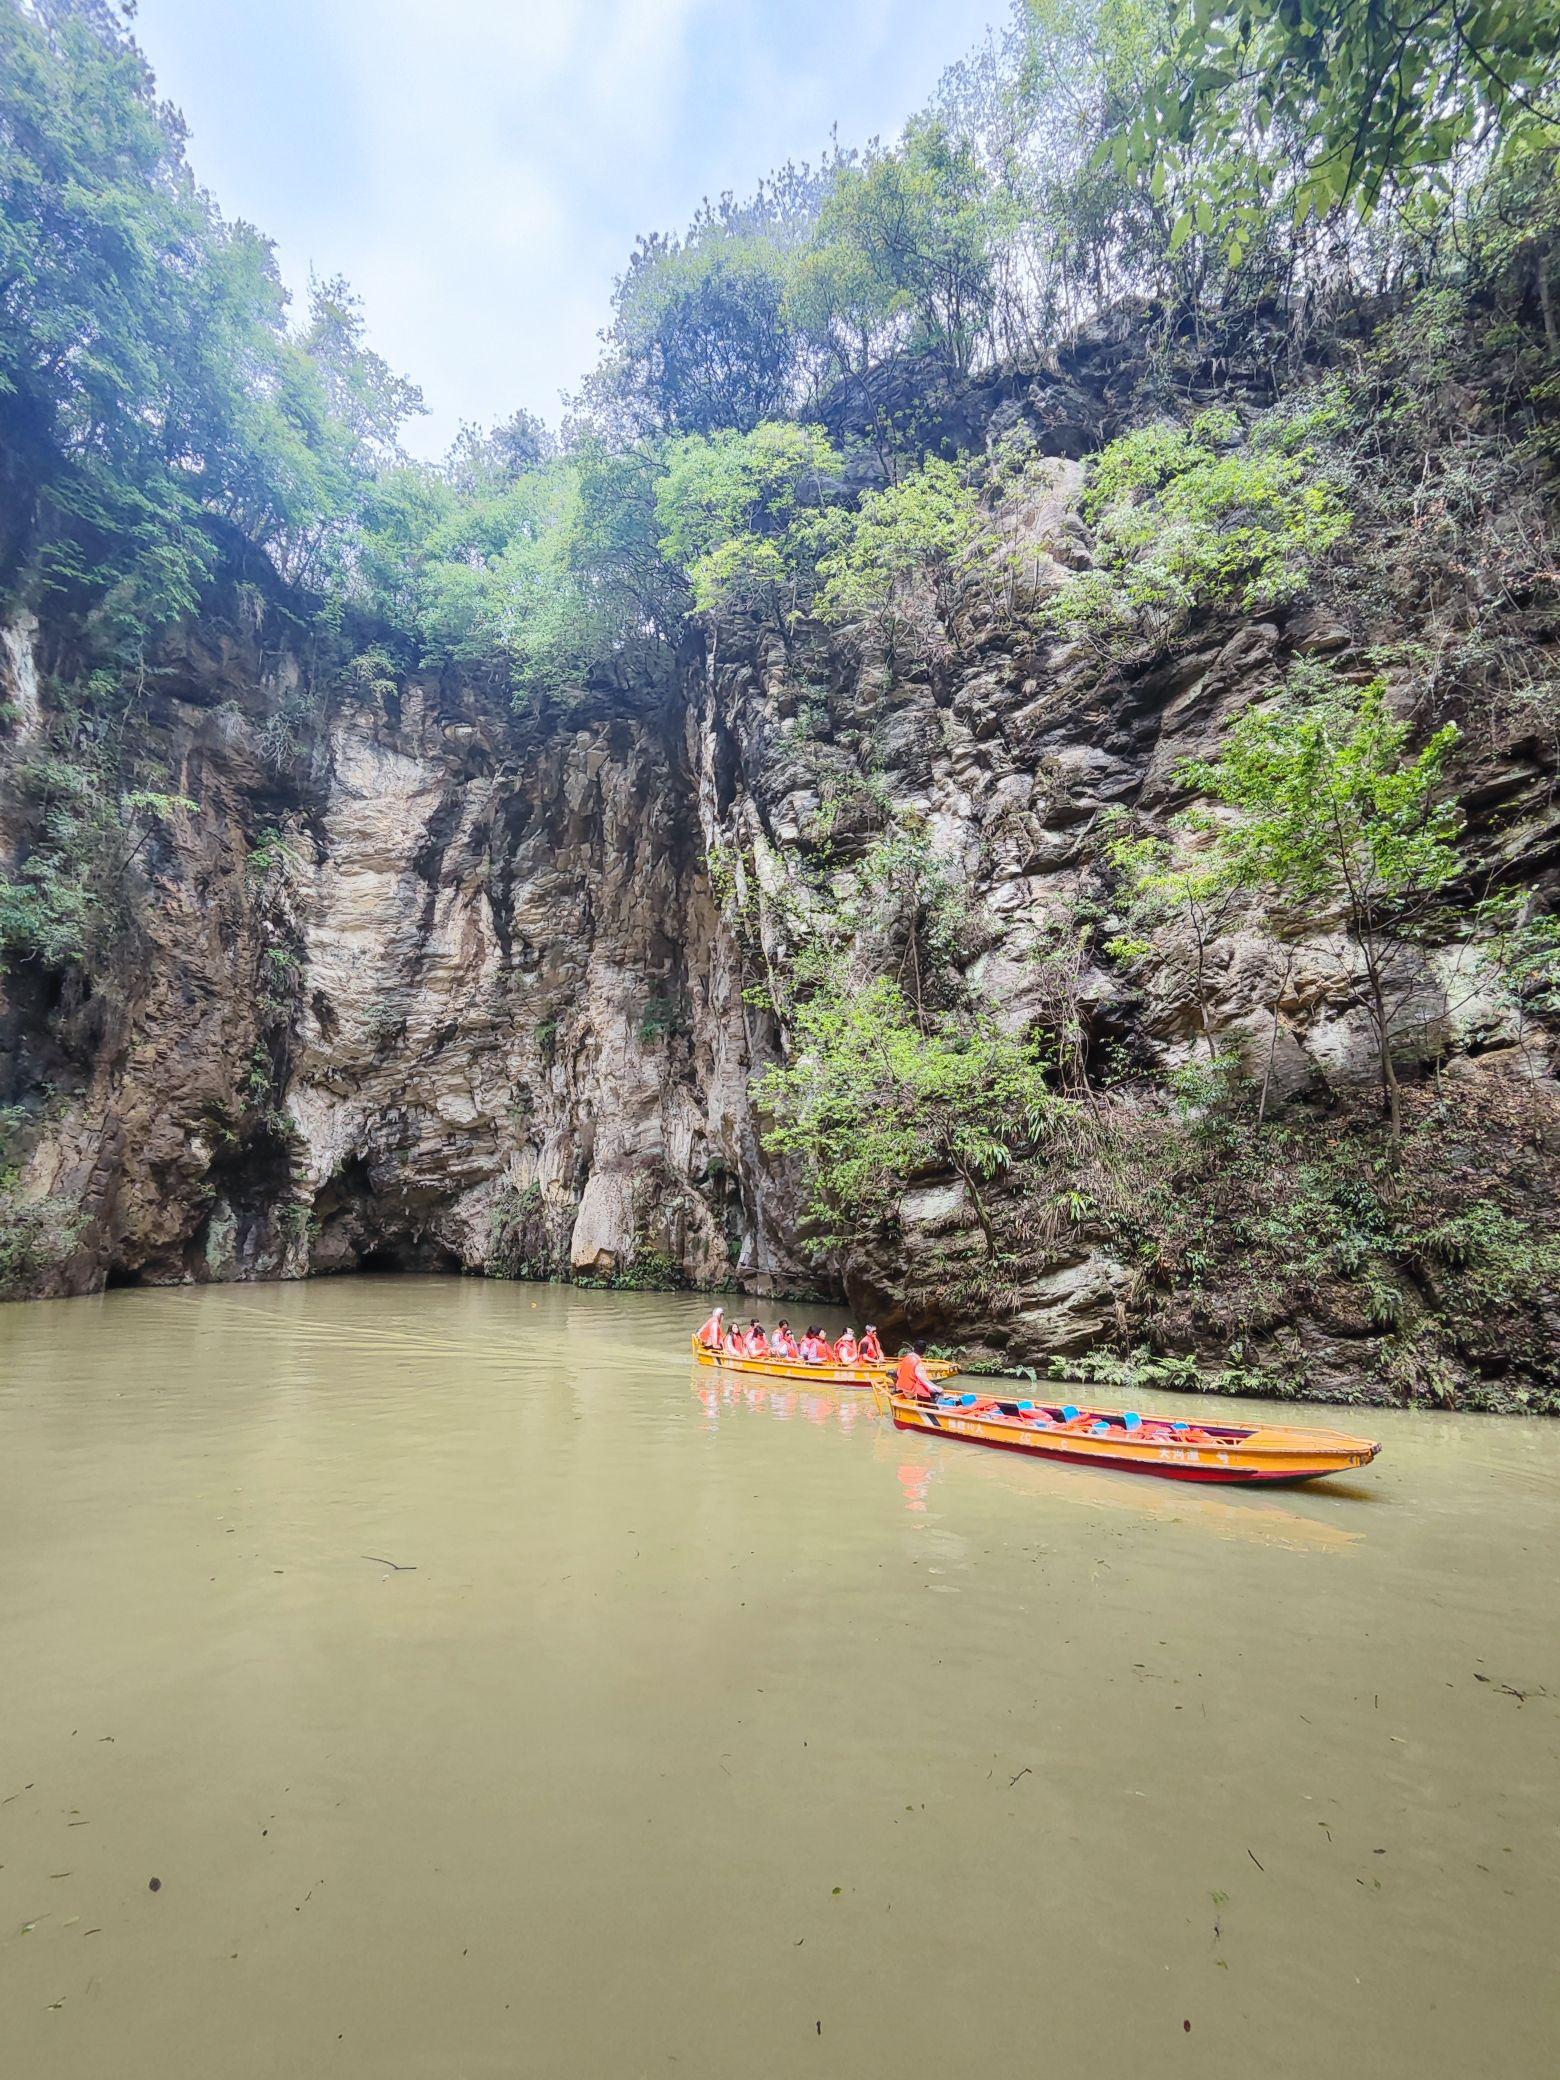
[354,1240,466,1276]
[309,1157,467,1278]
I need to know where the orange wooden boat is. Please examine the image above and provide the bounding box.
[690,1333,958,1391]
[872,1381,1379,1485]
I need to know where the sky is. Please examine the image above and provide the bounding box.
[131,0,1008,458]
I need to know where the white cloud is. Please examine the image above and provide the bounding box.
[134,0,1002,456]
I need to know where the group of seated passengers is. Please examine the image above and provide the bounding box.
[696,1305,884,1366]
[697,1304,1220,1437]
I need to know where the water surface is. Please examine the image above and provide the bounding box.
[2,1279,1556,2077]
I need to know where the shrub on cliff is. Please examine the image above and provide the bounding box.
[655,423,842,619]
[1052,396,1353,643]
[753,973,1066,1258]
[348,441,676,703]
[809,457,995,673]
[1179,668,1463,1139]
[0,1174,84,1296]
[1028,1071,1560,1409]
[0,743,193,977]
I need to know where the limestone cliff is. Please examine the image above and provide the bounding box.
[0,590,817,1301]
[3,336,1557,1411]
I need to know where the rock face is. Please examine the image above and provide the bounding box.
[2,343,1557,1410]
[0,604,812,1304]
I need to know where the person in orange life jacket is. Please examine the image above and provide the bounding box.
[745,1320,770,1356]
[722,1322,746,1356]
[798,1325,830,1364]
[894,1345,937,1401]
[696,1305,725,1349]
[858,1325,885,1363]
[771,1319,799,1359]
[834,1326,859,1363]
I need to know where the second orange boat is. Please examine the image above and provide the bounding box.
[873,1382,1380,1484]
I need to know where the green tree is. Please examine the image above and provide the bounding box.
[350,446,672,704]
[785,234,892,384]
[1179,671,1464,1137]
[0,2,419,634]
[296,273,424,464]
[1016,1,1240,316]
[812,117,1000,375]
[753,974,1062,1257]
[1053,397,1353,643]
[655,421,841,620]
[591,229,801,437]
[445,409,554,495]
[809,455,991,673]
[1128,0,1560,229]
[1107,812,1239,1062]
[0,743,194,976]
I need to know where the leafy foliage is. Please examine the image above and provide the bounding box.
[1054,398,1353,641]
[810,457,992,669]
[0,741,193,974]
[1130,0,1560,231]
[1179,669,1464,1131]
[655,422,841,617]
[588,205,810,438]
[1477,892,1560,1033]
[754,974,1064,1254]
[1106,810,1238,1058]
[7,0,1557,731]
[0,1167,84,1294]
[807,118,1004,376]
[0,1,422,643]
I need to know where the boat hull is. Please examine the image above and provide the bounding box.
[690,1335,956,1391]
[873,1385,1380,1485]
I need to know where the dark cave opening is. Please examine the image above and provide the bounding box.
[357,1246,405,1272]
[354,1241,467,1276]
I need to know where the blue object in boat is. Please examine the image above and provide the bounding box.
[1089,1421,1109,1435]
[1060,1404,1080,1422]
[1123,1410,1142,1430]
[961,1393,977,1407]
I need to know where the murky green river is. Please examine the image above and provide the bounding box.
[1,1279,1556,2078]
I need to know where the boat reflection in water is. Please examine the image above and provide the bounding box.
[697,1371,873,1429]
[896,1461,935,1513]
